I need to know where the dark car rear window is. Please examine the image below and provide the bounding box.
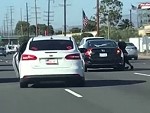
[126,43,134,46]
[86,38,104,42]
[87,40,117,48]
[29,40,73,50]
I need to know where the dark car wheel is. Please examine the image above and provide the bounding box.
[20,82,28,88]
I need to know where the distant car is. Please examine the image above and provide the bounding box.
[12,35,85,88]
[125,42,138,60]
[78,37,105,48]
[5,44,19,54]
[79,39,124,71]
[0,47,6,57]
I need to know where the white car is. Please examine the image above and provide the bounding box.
[78,37,105,48]
[13,35,85,88]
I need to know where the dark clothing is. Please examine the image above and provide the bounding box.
[118,41,134,70]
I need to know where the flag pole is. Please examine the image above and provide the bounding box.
[81,9,83,34]
[130,9,132,24]
[137,8,139,28]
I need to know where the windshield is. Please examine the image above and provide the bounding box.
[126,43,135,46]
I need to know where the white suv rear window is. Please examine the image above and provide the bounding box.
[29,40,73,50]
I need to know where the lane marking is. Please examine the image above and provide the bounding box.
[65,89,83,98]
[134,72,150,77]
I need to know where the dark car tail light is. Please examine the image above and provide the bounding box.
[65,53,81,60]
[21,54,37,60]
[116,48,121,54]
[84,48,92,58]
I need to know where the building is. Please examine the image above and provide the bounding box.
[138,25,150,36]
[137,2,150,27]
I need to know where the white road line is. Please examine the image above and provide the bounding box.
[65,89,83,98]
[134,72,150,77]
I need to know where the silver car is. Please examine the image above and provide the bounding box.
[126,42,138,60]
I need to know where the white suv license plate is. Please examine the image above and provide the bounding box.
[99,53,107,57]
[46,59,58,65]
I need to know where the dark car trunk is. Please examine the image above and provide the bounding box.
[87,47,122,64]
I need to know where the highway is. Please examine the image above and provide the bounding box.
[0,55,150,113]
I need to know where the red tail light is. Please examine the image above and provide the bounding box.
[85,48,92,57]
[65,53,81,60]
[22,54,37,60]
[116,48,121,54]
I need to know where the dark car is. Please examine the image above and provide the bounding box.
[0,47,6,57]
[79,39,124,71]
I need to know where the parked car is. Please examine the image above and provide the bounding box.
[78,37,105,48]
[79,39,124,71]
[0,47,6,57]
[125,42,138,60]
[12,35,85,88]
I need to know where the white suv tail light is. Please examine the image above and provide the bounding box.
[21,54,37,60]
[65,53,81,60]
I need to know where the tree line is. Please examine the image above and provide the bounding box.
[14,0,139,44]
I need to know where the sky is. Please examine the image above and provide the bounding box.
[0,0,149,31]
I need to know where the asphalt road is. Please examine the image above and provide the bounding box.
[0,55,150,113]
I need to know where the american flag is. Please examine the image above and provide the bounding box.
[131,4,137,10]
[82,10,88,28]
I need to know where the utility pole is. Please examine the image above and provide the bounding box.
[59,0,71,36]
[64,0,66,36]
[26,3,29,38]
[47,0,50,35]
[20,8,23,37]
[10,6,14,36]
[35,0,38,36]
[5,13,9,44]
[3,20,6,36]
[96,0,100,36]
[44,0,54,36]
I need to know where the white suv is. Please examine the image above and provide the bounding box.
[13,35,85,88]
